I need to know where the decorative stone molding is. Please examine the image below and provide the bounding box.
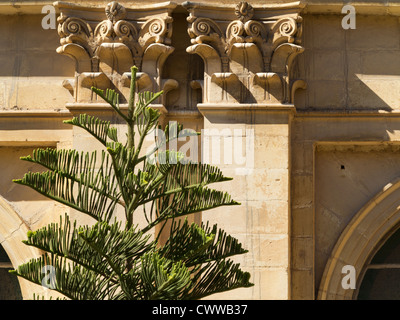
[183,1,305,105]
[0,195,45,299]
[54,1,177,105]
[318,175,400,299]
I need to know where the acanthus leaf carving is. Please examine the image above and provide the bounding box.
[55,1,176,104]
[184,1,305,105]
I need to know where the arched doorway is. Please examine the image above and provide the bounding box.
[318,176,400,299]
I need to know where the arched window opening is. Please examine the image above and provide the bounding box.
[358,226,400,300]
[0,245,22,300]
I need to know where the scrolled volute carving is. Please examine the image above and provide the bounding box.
[272,17,302,45]
[226,19,267,44]
[114,20,138,42]
[94,3,138,46]
[244,20,267,42]
[193,18,212,36]
[184,1,305,105]
[94,19,138,48]
[188,17,224,46]
[94,20,114,43]
[226,20,245,48]
[57,1,174,59]
[139,16,173,48]
[226,19,268,56]
[57,14,93,48]
[187,2,269,58]
[56,1,176,104]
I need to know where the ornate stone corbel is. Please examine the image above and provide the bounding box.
[121,72,152,92]
[80,72,111,102]
[183,1,305,105]
[160,79,179,106]
[211,73,240,102]
[55,1,177,105]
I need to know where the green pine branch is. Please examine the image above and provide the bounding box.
[160,219,248,267]
[13,170,119,222]
[10,65,253,300]
[64,114,119,147]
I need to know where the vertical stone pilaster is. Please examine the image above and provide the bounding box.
[198,104,295,299]
[185,1,305,299]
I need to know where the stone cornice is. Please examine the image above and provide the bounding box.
[295,110,400,118]
[0,2,55,15]
[197,102,296,112]
[182,1,305,17]
[0,110,71,117]
[303,1,400,16]
[2,1,400,16]
[197,103,296,121]
[64,102,168,114]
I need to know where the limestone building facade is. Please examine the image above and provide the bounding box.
[0,0,400,300]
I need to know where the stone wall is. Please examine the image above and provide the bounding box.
[0,0,399,300]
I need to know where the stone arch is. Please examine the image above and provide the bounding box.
[318,176,400,299]
[0,195,43,299]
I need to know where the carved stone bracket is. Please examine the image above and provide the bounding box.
[183,1,306,105]
[55,1,177,104]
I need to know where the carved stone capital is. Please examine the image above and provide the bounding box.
[55,1,177,104]
[183,1,305,105]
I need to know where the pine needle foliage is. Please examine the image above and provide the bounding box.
[10,66,253,300]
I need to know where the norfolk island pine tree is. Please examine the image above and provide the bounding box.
[9,66,253,300]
